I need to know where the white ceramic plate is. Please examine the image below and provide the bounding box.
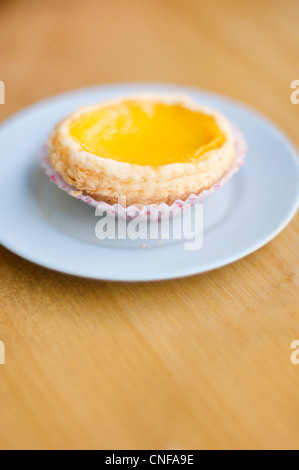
[0,83,298,281]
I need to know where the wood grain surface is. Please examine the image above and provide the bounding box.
[0,0,299,450]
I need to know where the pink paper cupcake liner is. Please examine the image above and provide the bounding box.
[41,124,246,220]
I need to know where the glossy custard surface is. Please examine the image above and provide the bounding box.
[70,100,225,166]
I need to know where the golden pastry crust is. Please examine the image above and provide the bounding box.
[48,94,235,206]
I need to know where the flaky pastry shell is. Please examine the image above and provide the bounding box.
[48,94,235,206]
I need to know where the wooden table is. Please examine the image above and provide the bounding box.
[0,0,298,450]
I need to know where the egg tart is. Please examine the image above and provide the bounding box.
[48,95,235,206]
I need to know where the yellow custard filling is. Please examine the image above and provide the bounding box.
[70,100,226,166]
